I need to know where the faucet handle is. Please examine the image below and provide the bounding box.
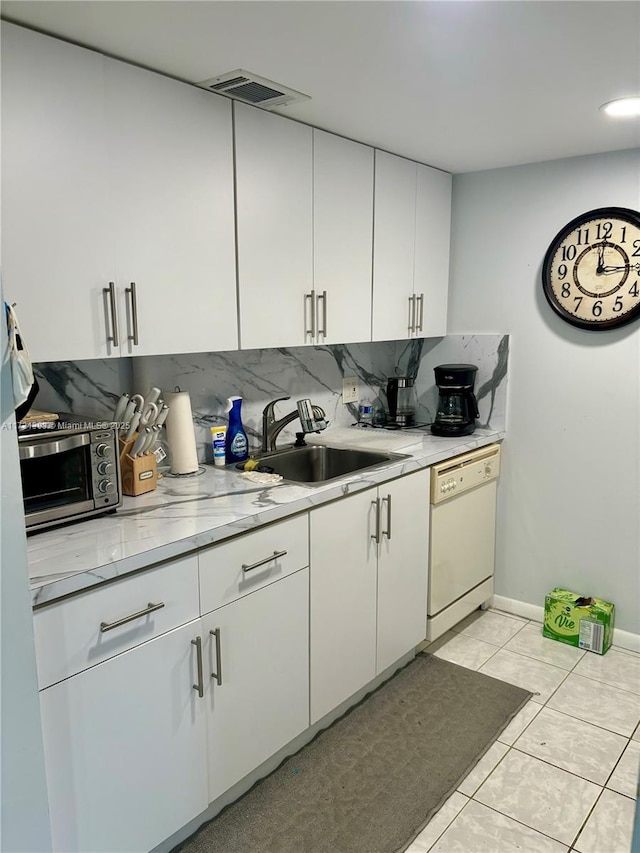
[263,396,291,420]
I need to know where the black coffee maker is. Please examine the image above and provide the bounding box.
[431,364,479,436]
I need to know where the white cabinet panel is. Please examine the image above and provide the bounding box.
[235,103,313,349]
[40,621,208,853]
[107,60,238,356]
[203,569,309,802]
[372,150,417,342]
[376,469,429,674]
[313,130,373,344]
[372,150,452,341]
[34,554,199,689]
[414,164,452,338]
[310,490,378,723]
[310,470,429,723]
[1,23,114,362]
[199,514,309,614]
[2,24,237,362]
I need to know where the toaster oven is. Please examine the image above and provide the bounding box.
[18,416,121,533]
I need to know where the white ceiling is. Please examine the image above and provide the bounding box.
[2,0,640,174]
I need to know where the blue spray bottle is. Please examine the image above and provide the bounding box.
[225,396,249,463]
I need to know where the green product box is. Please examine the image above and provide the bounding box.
[543,588,614,655]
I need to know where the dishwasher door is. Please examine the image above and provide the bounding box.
[428,444,500,640]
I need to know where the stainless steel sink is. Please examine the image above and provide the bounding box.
[255,445,409,486]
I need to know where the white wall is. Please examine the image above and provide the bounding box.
[1,290,51,850]
[449,148,640,633]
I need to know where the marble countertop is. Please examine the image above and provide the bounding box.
[28,427,504,608]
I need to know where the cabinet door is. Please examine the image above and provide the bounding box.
[376,471,430,674]
[235,103,313,349]
[414,164,452,338]
[1,23,115,362]
[372,150,417,342]
[313,130,373,344]
[203,569,309,802]
[106,59,237,356]
[39,621,208,853]
[310,490,377,724]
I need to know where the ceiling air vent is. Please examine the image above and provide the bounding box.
[196,69,310,110]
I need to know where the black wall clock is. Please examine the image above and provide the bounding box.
[542,207,640,330]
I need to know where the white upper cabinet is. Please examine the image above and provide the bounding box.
[1,23,237,361]
[312,130,374,344]
[413,163,452,338]
[1,23,114,362]
[235,103,313,349]
[106,59,237,357]
[372,150,451,341]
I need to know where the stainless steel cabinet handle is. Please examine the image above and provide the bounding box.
[305,290,316,339]
[371,498,381,545]
[317,290,327,338]
[103,281,119,348]
[210,628,222,685]
[99,601,165,633]
[382,494,392,540]
[242,549,288,573]
[416,293,424,333]
[126,281,139,346]
[192,636,204,698]
[408,295,416,335]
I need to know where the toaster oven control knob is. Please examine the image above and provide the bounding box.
[98,479,115,495]
[97,461,113,476]
[96,443,112,458]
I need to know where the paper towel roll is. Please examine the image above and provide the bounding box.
[163,390,199,475]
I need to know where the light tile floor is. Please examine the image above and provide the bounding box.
[407,609,640,853]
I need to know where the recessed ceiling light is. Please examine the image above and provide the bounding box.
[600,97,640,117]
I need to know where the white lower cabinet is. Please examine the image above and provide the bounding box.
[309,469,429,724]
[39,620,208,853]
[202,568,310,803]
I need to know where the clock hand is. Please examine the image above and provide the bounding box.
[601,262,640,274]
[596,242,605,274]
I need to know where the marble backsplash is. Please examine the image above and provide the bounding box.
[33,335,508,463]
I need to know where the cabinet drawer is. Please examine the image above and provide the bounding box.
[34,554,199,689]
[199,514,309,614]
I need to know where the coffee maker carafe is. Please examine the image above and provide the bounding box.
[431,364,479,436]
[386,377,417,427]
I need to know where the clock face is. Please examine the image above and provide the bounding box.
[542,207,640,330]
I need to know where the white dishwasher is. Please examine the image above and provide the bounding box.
[428,443,501,642]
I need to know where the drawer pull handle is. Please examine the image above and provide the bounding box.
[241,549,288,573]
[192,636,204,698]
[210,628,223,686]
[99,601,165,633]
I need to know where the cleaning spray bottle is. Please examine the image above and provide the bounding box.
[225,396,249,464]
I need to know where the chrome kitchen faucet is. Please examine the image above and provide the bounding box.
[261,397,328,452]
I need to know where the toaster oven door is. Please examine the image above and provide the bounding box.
[19,433,95,529]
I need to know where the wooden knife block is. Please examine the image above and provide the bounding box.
[119,435,158,497]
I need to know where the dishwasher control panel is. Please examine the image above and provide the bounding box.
[430,444,501,505]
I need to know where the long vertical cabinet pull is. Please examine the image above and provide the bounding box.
[382,494,392,540]
[407,295,416,336]
[371,498,381,545]
[416,293,424,334]
[126,281,140,346]
[305,290,316,340]
[316,290,327,339]
[210,628,223,685]
[103,281,119,348]
[191,636,204,698]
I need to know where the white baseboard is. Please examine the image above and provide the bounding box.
[493,595,640,654]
